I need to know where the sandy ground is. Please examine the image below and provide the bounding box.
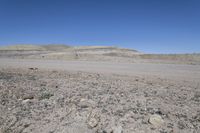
[0,58,200,133]
[0,58,200,82]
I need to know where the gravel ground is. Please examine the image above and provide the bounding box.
[0,68,200,133]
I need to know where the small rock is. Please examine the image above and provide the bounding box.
[88,117,98,128]
[29,67,38,70]
[112,126,123,133]
[177,121,186,129]
[79,98,95,108]
[39,92,54,100]
[87,109,100,128]
[148,114,164,127]
[22,99,30,104]
[22,94,34,100]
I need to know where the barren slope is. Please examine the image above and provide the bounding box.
[0,45,200,64]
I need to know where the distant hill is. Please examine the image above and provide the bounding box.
[0,44,139,54]
[0,44,71,51]
[0,44,199,65]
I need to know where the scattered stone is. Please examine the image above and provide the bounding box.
[0,68,199,133]
[112,125,123,133]
[39,92,54,100]
[87,117,98,128]
[22,94,34,100]
[22,99,30,104]
[177,121,186,129]
[87,109,100,128]
[79,98,95,108]
[28,67,38,70]
[148,114,164,127]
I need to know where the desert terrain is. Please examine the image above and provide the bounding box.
[0,45,200,133]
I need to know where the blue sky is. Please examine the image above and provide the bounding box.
[0,0,200,53]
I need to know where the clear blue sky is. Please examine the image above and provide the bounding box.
[0,0,200,53]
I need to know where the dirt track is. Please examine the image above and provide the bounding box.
[0,58,200,82]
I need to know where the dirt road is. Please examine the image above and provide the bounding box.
[0,58,199,82]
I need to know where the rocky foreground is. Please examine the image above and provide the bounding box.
[0,68,200,133]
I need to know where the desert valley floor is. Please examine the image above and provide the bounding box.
[0,46,200,133]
